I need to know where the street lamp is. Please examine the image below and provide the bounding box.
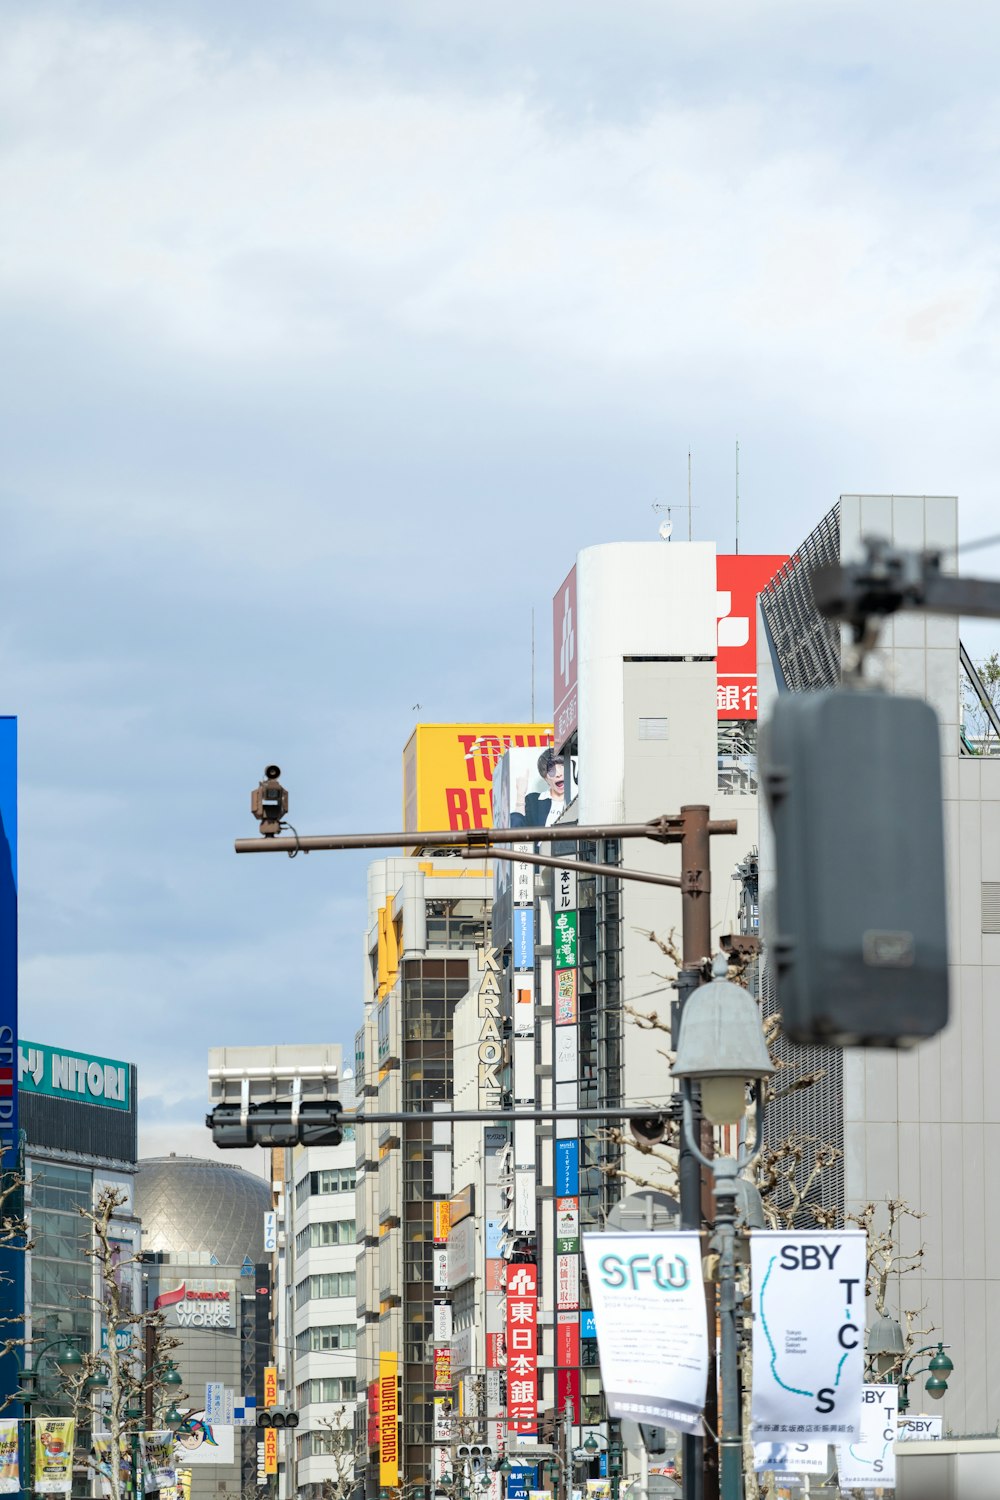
[672,954,775,1500]
[583,1434,599,1457]
[866,1312,906,1378]
[899,1344,955,1413]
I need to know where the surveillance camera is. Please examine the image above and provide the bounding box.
[629,1115,666,1146]
[251,766,288,836]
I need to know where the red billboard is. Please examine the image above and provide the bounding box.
[716,554,787,719]
[505,1263,538,1434]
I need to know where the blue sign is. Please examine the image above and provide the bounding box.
[486,1219,503,1258]
[600,1454,608,1478]
[507,1467,537,1500]
[513,907,534,970]
[580,1309,596,1339]
[555,1138,579,1196]
[0,718,21,1415]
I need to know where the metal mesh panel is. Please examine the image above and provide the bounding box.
[760,505,842,691]
[758,505,845,1221]
[759,960,844,1224]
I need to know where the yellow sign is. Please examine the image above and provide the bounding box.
[34,1418,75,1494]
[433,1200,452,1244]
[264,1428,278,1477]
[402,724,552,833]
[378,1351,399,1488]
[263,1366,278,1408]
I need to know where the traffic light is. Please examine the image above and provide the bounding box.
[257,1407,299,1428]
[761,689,948,1046]
[207,1099,343,1149]
[456,1444,494,1475]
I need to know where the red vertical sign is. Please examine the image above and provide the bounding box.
[505,1263,538,1433]
[715,554,787,719]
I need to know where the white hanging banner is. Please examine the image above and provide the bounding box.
[582,1231,707,1434]
[753,1440,828,1474]
[836,1384,897,1489]
[750,1230,866,1444]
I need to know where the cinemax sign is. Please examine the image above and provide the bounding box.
[153,1279,236,1329]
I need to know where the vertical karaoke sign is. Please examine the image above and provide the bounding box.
[0,720,19,1415]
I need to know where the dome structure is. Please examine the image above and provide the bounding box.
[136,1154,271,1263]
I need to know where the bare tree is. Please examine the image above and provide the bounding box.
[70,1186,183,1500]
[962,650,1000,752]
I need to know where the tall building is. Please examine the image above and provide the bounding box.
[757,494,1000,1434]
[355,853,495,1495]
[21,1037,139,1412]
[494,542,778,1467]
[136,1154,271,1500]
[207,1043,358,1500]
[354,722,552,1496]
[283,1053,359,1500]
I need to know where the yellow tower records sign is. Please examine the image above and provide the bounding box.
[378,1352,399,1487]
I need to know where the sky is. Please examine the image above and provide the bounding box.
[3,0,1000,1171]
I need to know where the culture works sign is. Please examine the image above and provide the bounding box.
[582,1232,708,1434]
[750,1230,866,1443]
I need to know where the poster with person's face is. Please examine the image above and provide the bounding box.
[174,1415,234,1466]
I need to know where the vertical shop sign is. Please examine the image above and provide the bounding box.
[505,1265,538,1434]
[379,1353,399,1488]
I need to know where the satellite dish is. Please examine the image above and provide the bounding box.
[658,518,673,541]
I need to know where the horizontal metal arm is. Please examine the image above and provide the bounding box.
[235,811,737,855]
[469,845,681,888]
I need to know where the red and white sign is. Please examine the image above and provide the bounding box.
[487,1331,504,1368]
[556,1254,580,1310]
[716,554,787,720]
[505,1263,538,1433]
[553,566,578,752]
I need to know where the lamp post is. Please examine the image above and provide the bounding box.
[672,955,776,1500]
[898,1344,955,1415]
[18,1335,92,1495]
[863,1315,956,1415]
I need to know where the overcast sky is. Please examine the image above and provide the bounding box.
[3,1,1000,1172]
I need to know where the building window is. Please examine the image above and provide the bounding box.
[29,1164,93,1350]
[295,1220,357,1254]
[296,1271,357,1306]
[296,1168,357,1205]
[296,1377,357,1405]
[296,1324,357,1352]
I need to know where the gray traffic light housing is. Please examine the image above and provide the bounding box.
[761,689,948,1046]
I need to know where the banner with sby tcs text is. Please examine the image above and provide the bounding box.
[837,1384,898,1489]
[750,1231,866,1444]
[582,1232,708,1434]
[34,1419,74,1494]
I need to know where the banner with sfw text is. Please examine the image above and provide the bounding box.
[750,1231,866,1444]
[582,1232,708,1434]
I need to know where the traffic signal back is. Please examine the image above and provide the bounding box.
[761,689,948,1046]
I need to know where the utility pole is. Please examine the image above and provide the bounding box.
[236,792,737,1500]
[671,807,715,1500]
[564,1399,573,1500]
